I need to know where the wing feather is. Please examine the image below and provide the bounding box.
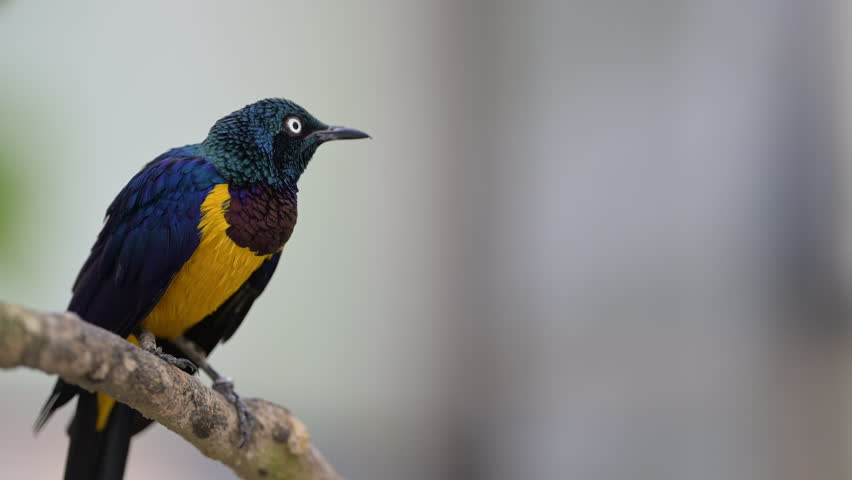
[68,153,225,338]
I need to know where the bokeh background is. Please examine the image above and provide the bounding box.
[1,1,851,479]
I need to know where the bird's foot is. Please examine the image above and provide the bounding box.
[137,329,197,373]
[151,348,197,373]
[212,377,255,448]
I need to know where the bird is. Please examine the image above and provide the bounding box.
[32,98,370,480]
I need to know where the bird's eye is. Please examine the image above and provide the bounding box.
[285,117,302,135]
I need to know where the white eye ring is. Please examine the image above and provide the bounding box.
[285,117,302,135]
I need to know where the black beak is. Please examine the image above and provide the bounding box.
[309,125,371,142]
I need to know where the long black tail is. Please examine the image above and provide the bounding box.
[37,377,164,479]
[63,391,134,480]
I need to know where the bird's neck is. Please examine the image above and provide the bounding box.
[195,138,301,254]
[199,136,299,187]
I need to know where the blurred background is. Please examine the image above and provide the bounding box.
[1,0,850,479]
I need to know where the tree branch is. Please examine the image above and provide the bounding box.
[0,302,343,480]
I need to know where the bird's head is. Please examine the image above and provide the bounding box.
[200,98,369,186]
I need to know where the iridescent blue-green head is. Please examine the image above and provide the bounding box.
[200,98,369,186]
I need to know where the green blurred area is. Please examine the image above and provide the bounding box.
[0,103,35,276]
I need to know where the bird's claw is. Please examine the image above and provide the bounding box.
[146,345,197,373]
[138,329,197,373]
[213,377,255,448]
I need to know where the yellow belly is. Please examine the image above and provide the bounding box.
[141,184,272,339]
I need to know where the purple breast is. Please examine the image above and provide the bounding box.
[224,184,297,255]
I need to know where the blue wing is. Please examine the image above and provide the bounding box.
[69,151,225,338]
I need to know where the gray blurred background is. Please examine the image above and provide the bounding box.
[1,1,850,479]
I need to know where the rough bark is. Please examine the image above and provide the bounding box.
[0,302,343,480]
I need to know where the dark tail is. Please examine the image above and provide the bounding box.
[35,380,151,480]
[37,380,135,480]
[63,391,134,480]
